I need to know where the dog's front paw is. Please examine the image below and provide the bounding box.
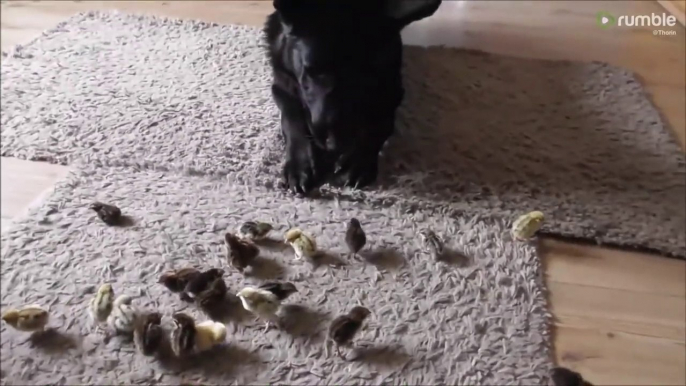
[335,152,379,190]
[281,142,329,195]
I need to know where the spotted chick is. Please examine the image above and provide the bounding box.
[238,221,274,241]
[158,267,201,302]
[89,202,122,226]
[1,305,50,333]
[133,312,164,356]
[328,306,371,359]
[419,229,444,260]
[512,211,545,241]
[89,283,114,332]
[345,218,367,260]
[225,232,260,273]
[170,313,196,358]
[284,228,317,260]
[107,295,137,336]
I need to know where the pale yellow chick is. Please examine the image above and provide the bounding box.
[284,228,317,260]
[194,320,227,352]
[236,286,282,332]
[1,305,49,333]
[512,211,545,241]
[89,283,114,332]
[107,295,138,335]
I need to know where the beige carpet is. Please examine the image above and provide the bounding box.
[1,11,684,258]
[1,166,552,385]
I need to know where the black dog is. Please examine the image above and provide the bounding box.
[264,0,442,195]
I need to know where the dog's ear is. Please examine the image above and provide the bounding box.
[383,0,442,30]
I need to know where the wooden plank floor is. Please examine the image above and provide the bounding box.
[1,1,685,384]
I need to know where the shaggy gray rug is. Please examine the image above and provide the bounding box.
[1,11,684,258]
[0,166,553,385]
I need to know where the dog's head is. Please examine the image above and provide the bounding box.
[272,0,442,156]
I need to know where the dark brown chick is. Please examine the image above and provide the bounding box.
[552,367,594,386]
[89,202,122,226]
[158,267,201,302]
[170,313,196,358]
[133,312,164,356]
[196,276,228,309]
[184,268,224,301]
[328,306,371,359]
[225,233,260,273]
[258,282,298,302]
[345,218,366,260]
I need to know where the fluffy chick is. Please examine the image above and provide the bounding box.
[133,312,164,356]
[194,320,227,352]
[419,229,444,260]
[158,267,201,302]
[107,295,137,336]
[258,282,298,302]
[328,306,371,359]
[1,305,50,333]
[225,233,260,273]
[236,286,286,332]
[284,228,317,260]
[238,221,273,241]
[89,283,114,332]
[184,268,224,301]
[512,211,545,241]
[89,202,122,226]
[345,218,367,260]
[196,276,228,310]
[170,313,196,358]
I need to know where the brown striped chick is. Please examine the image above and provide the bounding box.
[196,275,229,310]
[418,229,445,260]
[225,233,260,273]
[238,221,274,241]
[2,305,50,333]
[88,283,115,333]
[133,312,164,356]
[107,295,138,336]
[170,313,196,358]
[284,228,317,261]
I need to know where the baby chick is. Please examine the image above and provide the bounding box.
[89,202,122,226]
[328,306,371,359]
[345,218,367,260]
[512,211,545,241]
[194,320,227,352]
[196,275,228,310]
[89,283,115,332]
[284,228,317,260]
[551,367,595,386]
[170,313,196,358]
[238,221,274,241]
[107,295,138,336]
[225,232,260,273]
[258,282,298,302]
[158,267,201,302]
[419,229,444,260]
[184,268,224,302]
[236,286,288,332]
[2,305,50,333]
[133,312,164,356]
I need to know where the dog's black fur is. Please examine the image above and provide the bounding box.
[264,0,442,195]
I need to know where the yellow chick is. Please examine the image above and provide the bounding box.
[511,211,545,241]
[284,228,317,260]
[2,305,49,333]
[107,295,138,335]
[236,286,282,332]
[194,320,227,352]
[89,283,114,332]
